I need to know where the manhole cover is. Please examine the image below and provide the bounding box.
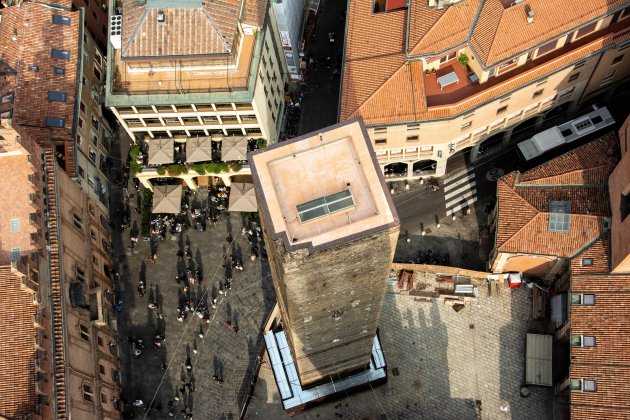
[485,167,505,181]
[469,324,475,329]
[392,367,400,376]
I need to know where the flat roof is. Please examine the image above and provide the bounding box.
[249,119,398,251]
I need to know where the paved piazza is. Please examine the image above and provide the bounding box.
[117,204,275,418]
[247,283,553,420]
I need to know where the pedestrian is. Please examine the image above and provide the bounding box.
[185,357,192,370]
[225,320,232,329]
[233,325,239,334]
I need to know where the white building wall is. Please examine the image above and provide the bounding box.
[272,0,307,80]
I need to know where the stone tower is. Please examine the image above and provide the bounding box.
[249,119,399,388]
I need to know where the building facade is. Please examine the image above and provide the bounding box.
[105,0,287,156]
[250,120,399,387]
[272,0,309,81]
[340,0,630,180]
[0,1,121,417]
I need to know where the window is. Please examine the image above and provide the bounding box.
[406,135,419,142]
[463,112,474,120]
[45,117,65,128]
[375,139,387,145]
[76,267,86,282]
[52,15,71,25]
[47,91,67,102]
[98,336,104,347]
[94,50,103,68]
[54,67,65,75]
[82,384,93,402]
[537,39,558,57]
[79,324,90,341]
[439,52,457,64]
[571,293,595,306]
[51,49,70,60]
[601,69,616,85]
[1,92,14,103]
[73,214,83,230]
[29,65,39,72]
[536,79,548,87]
[570,379,597,392]
[10,247,21,261]
[573,60,586,70]
[101,393,107,404]
[407,123,420,131]
[89,148,97,163]
[571,335,596,347]
[574,21,598,40]
[90,230,97,241]
[549,201,570,232]
[581,258,593,267]
[612,55,624,65]
[461,121,472,130]
[297,190,355,223]
[559,86,576,100]
[10,218,20,232]
[622,194,630,221]
[78,166,85,179]
[99,364,105,375]
[499,95,511,103]
[532,89,544,99]
[496,106,508,115]
[374,127,387,134]
[568,73,580,83]
[93,66,101,81]
[80,101,86,113]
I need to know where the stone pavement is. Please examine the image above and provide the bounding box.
[116,206,275,418]
[246,284,553,420]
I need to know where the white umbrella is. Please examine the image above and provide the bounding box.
[228,183,257,212]
[152,184,183,214]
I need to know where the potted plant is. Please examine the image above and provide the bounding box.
[458,53,469,68]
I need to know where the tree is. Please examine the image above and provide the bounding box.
[458,53,469,68]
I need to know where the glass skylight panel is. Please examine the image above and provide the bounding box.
[549,200,570,232]
[297,190,355,223]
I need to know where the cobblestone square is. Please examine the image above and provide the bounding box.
[247,283,553,420]
[116,204,275,419]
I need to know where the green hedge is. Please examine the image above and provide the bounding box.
[191,163,206,174]
[229,162,242,172]
[129,144,141,160]
[165,164,189,176]
[130,161,142,175]
[256,138,267,149]
[141,189,153,237]
[156,166,166,175]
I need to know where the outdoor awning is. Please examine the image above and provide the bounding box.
[147,138,174,165]
[228,183,258,212]
[221,136,248,161]
[525,333,553,386]
[152,184,183,214]
[186,137,213,163]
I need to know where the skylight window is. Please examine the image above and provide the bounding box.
[297,190,355,223]
[549,200,570,232]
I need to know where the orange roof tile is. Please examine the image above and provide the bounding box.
[570,272,630,418]
[494,134,618,256]
[0,266,39,418]
[470,0,629,67]
[341,0,627,126]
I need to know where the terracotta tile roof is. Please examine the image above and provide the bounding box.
[494,134,618,256]
[470,0,629,67]
[407,0,481,56]
[341,0,626,126]
[0,266,39,418]
[0,1,80,174]
[121,0,266,59]
[570,272,630,418]
[570,236,610,274]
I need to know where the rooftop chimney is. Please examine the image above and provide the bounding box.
[527,9,535,24]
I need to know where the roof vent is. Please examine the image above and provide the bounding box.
[157,11,165,24]
[527,10,535,24]
[109,15,122,50]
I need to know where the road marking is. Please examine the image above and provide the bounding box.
[447,197,478,216]
[444,181,477,201]
[443,173,475,192]
[445,189,477,208]
[443,168,470,183]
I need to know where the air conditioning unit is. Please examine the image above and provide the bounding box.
[110,15,122,50]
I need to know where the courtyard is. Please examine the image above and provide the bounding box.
[247,281,553,420]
